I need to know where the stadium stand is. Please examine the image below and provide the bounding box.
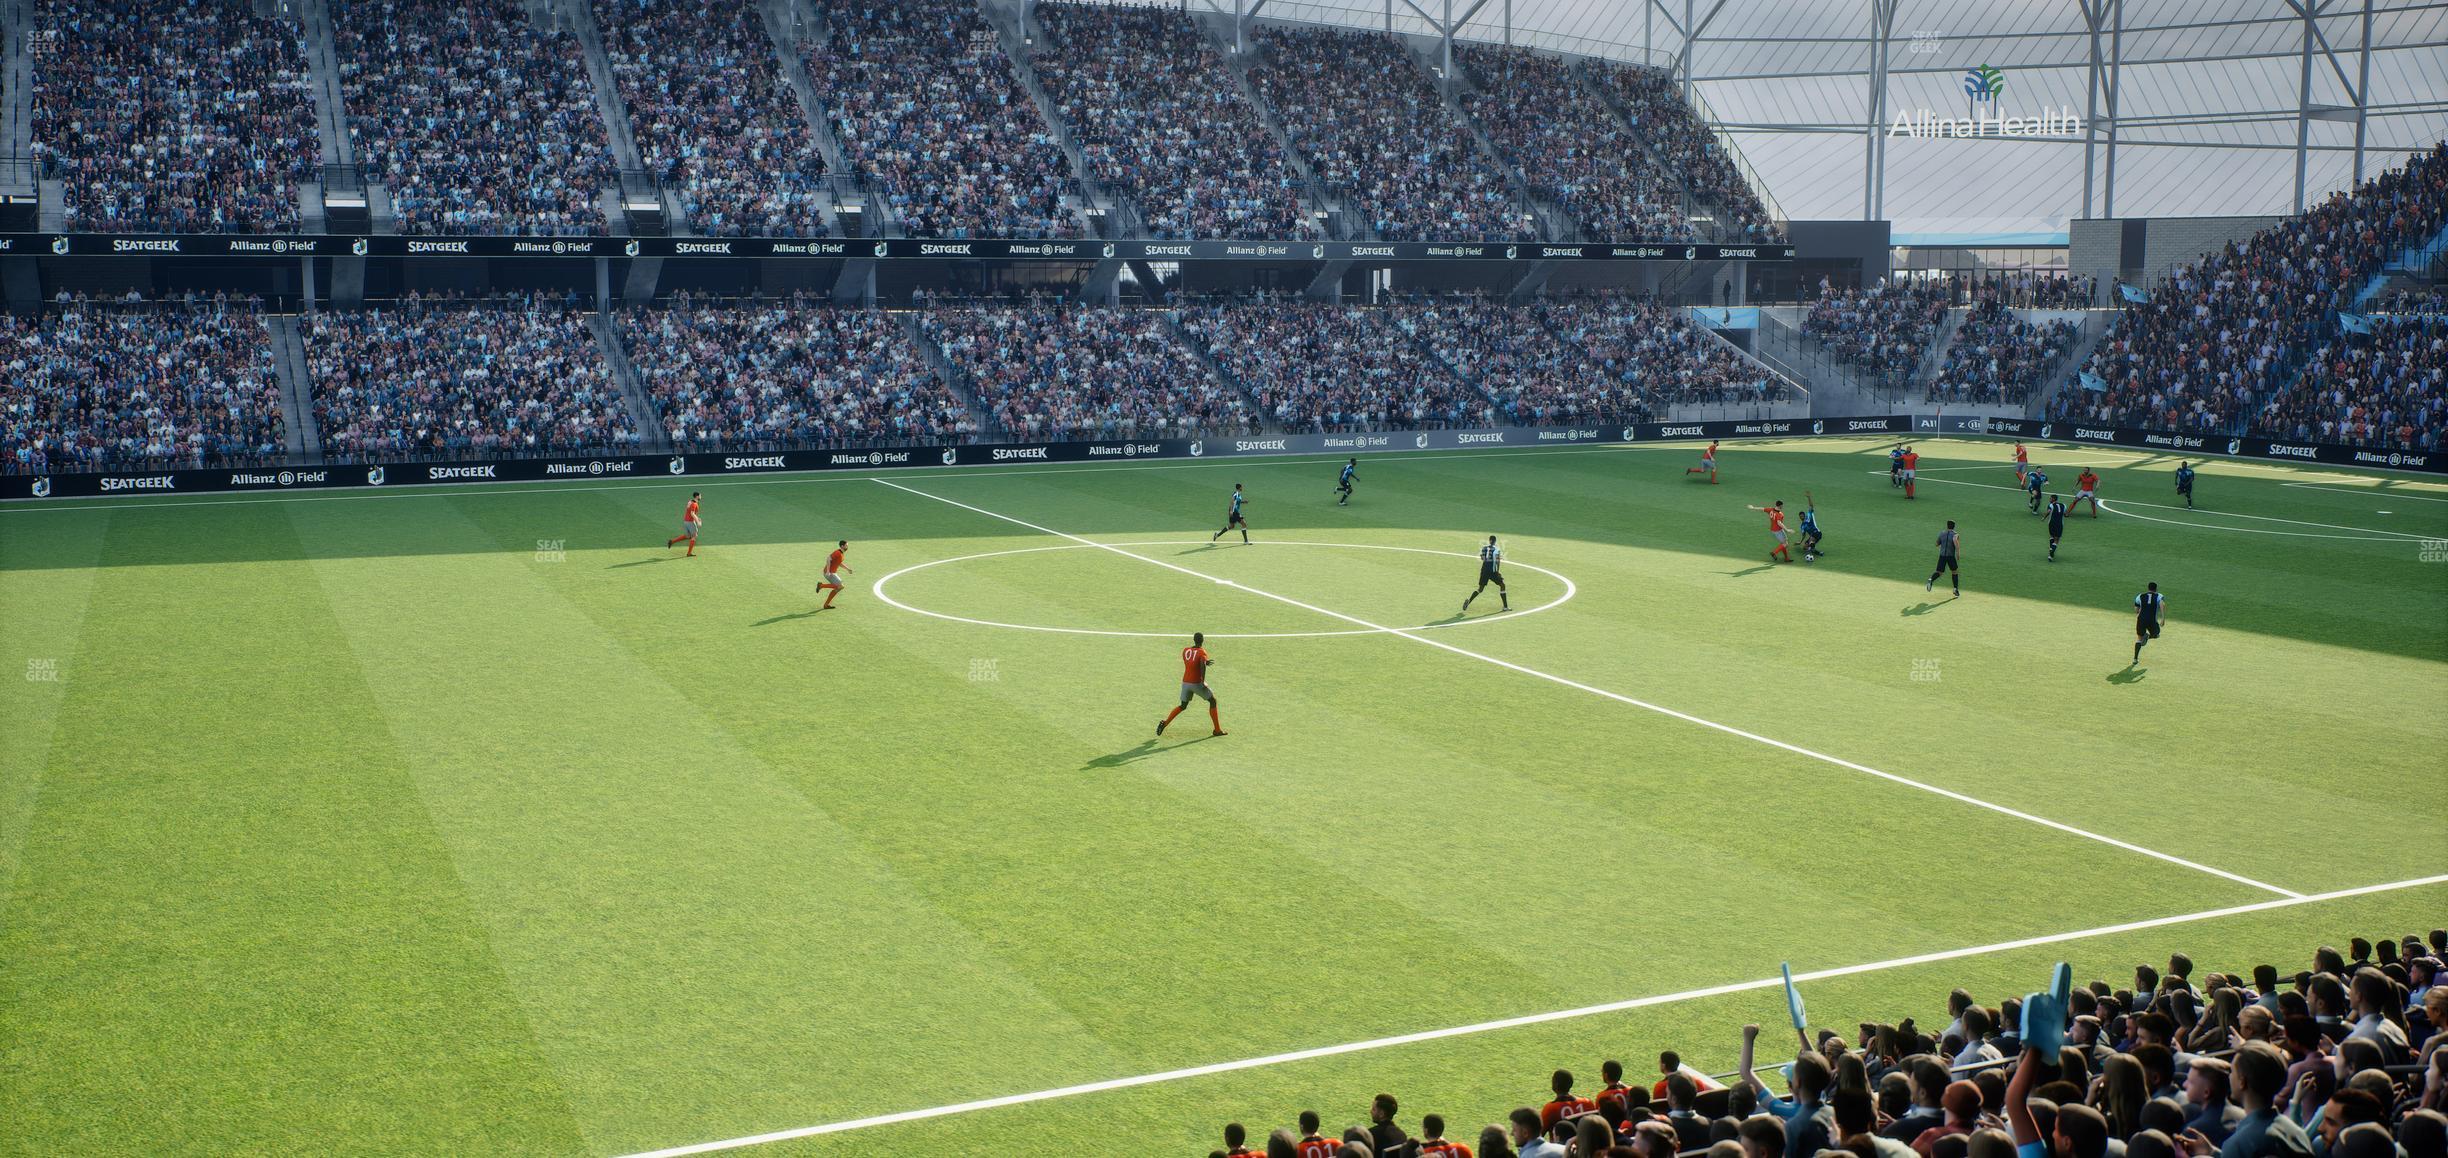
[1,300,287,473]
[1030,3,1317,241]
[1454,44,1687,242]
[592,0,829,238]
[303,295,639,459]
[1244,26,1534,243]
[2054,144,2448,445]
[918,300,1257,439]
[333,0,618,235]
[2262,309,2445,451]
[1928,302,2080,407]
[1585,62,1784,243]
[1805,279,1951,385]
[619,296,975,448]
[32,0,320,232]
[1537,297,1789,409]
[804,0,1080,240]
[1396,295,1785,424]
[1177,300,1498,431]
[1209,932,2448,1158]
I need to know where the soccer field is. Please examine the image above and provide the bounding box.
[3,435,2443,1156]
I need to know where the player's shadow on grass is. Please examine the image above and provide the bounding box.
[752,609,825,627]
[1083,735,1217,769]
[1719,563,1776,578]
[1900,599,1954,616]
[607,557,666,569]
[2108,666,2148,684]
[1174,543,1230,555]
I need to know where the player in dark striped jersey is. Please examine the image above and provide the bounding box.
[1335,458,1357,506]
[1799,491,1824,561]
[2133,583,2165,664]
[1211,483,1250,543]
[2046,495,2068,561]
[1463,535,1509,612]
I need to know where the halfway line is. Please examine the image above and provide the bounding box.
[871,478,2299,899]
[614,873,2444,1157]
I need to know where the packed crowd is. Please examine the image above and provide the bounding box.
[1455,45,1687,241]
[2258,309,2446,451]
[806,0,1080,239]
[620,296,974,447]
[594,0,829,237]
[1542,298,1789,408]
[1203,931,2448,1158]
[0,301,286,474]
[1936,271,2098,310]
[34,0,319,232]
[920,301,1257,439]
[1587,63,1783,244]
[334,0,616,234]
[1032,4,1317,241]
[304,295,639,458]
[1804,280,1951,383]
[2054,144,2448,438]
[1247,27,1533,243]
[1179,300,1497,431]
[1927,302,2080,406]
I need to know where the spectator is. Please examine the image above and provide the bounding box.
[807,0,1079,239]
[1455,44,1691,241]
[1586,62,1783,242]
[2183,1059,2244,1147]
[1,299,286,473]
[335,0,618,234]
[621,295,974,448]
[1179,299,1493,432]
[34,0,319,232]
[305,294,638,459]
[1032,4,1317,240]
[1246,26,1533,242]
[593,0,830,237]
[1513,1106,1565,1158]
[1806,279,1949,388]
[1930,300,2079,407]
[921,300,1253,439]
[1367,1093,1409,1156]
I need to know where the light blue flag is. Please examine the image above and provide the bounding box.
[2119,283,2150,304]
[2339,312,2375,334]
[2022,961,2075,1055]
[1782,962,1808,1034]
[2080,371,2106,392]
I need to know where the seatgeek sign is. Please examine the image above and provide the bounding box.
[10,414,2433,501]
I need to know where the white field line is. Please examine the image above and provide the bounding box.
[872,478,2300,899]
[869,540,1577,639]
[2281,482,2448,504]
[1875,472,2433,540]
[616,873,2447,1158]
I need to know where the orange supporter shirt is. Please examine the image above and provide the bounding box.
[1296,1138,1339,1158]
[1419,1142,1475,1158]
[683,498,700,522]
[1181,646,1210,683]
[1597,1083,1637,1118]
[1541,1095,1598,1130]
[827,548,846,572]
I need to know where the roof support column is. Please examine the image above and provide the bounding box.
[2295,0,2316,213]
[1864,0,1896,221]
[2353,0,2372,183]
[2079,0,2104,221]
[2104,0,2122,216]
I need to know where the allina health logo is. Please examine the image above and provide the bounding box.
[1888,64,2081,139]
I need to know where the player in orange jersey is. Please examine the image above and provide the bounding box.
[1685,439,1719,483]
[1748,499,1794,562]
[2071,468,2101,517]
[1540,1068,1600,1131]
[1158,632,1224,737]
[1416,1114,1474,1157]
[817,540,852,609]
[1901,446,1920,499]
[2013,441,2030,483]
[1291,1111,1336,1158]
[666,492,703,555]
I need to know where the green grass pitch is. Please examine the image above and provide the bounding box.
[2,435,2442,1156]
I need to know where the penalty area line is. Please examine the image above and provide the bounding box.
[870,478,2300,900]
[613,874,2447,1157]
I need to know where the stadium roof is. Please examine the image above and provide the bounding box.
[1169,0,2448,244]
